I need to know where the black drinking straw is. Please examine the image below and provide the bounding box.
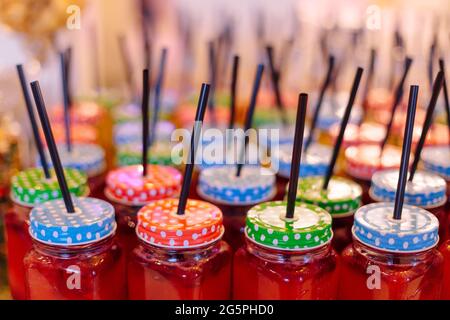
[438,59,450,139]
[31,81,75,213]
[150,48,167,147]
[409,71,444,181]
[141,69,150,176]
[229,55,239,131]
[208,41,217,127]
[322,67,364,190]
[236,64,264,177]
[176,84,210,216]
[64,47,73,107]
[428,36,437,89]
[393,85,419,220]
[265,45,287,125]
[118,35,136,100]
[16,65,50,179]
[361,48,377,121]
[59,52,72,153]
[285,93,308,219]
[304,55,335,151]
[380,56,413,152]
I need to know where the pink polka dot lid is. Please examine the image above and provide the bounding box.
[136,198,224,248]
[105,165,182,206]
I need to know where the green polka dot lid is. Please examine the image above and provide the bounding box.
[294,176,362,217]
[116,141,173,166]
[11,168,88,207]
[245,201,333,250]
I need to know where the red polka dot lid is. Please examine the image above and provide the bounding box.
[136,198,224,248]
[105,165,182,206]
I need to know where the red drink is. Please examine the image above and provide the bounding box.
[128,198,232,299]
[344,144,404,204]
[105,165,182,254]
[5,168,88,300]
[24,197,126,300]
[295,176,362,252]
[197,165,276,250]
[339,203,443,300]
[233,201,339,299]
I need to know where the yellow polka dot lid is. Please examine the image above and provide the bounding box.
[245,201,333,250]
[11,168,88,207]
[294,176,361,217]
[136,198,224,248]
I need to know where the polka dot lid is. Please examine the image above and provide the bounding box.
[245,201,333,250]
[353,202,439,253]
[11,168,88,207]
[105,165,182,206]
[316,93,363,130]
[345,144,403,181]
[294,176,362,217]
[328,122,385,146]
[29,197,116,246]
[422,146,450,181]
[40,143,106,177]
[198,165,276,205]
[370,170,447,208]
[272,143,332,178]
[116,141,173,166]
[136,198,224,248]
[113,120,175,146]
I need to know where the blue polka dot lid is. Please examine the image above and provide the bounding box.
[271,142,332,178]
[198,165,276,205]
[353,202,439,253]
[29,197,116,246]
[422,146,450,181]
[370,169,447,208]
[40,143,106,177]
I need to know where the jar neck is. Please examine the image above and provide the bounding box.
[33,235,115,258]
[138,237,221,259]
[245,237,332,263]
[353,239,435,265]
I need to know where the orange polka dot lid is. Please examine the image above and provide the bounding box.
[136,198,224,248]
[105,165,182,206]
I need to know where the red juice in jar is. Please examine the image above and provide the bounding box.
[370,169,447,242]
[105,165,182,254]
[5,167,88,300]
[295,176,362,252]
[339,202,443,300]
[128,198,232,300]
[233,201,339,299]
[197,165,276,250]
[24,197,126,299]
[344,144,404,204]
[39,143,107,200]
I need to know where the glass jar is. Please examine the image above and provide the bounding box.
[24,197,126,300]
[295,176,362,252]
[339,202,443,300]
[5,167,88,300]
[105,165,182,254]
[197,165,276,251]
[233,201,339,299]
[128,198,232,299]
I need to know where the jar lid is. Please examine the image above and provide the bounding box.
[113,103,140,123]
[198,165,276,205]
[105,165,182,206]
[273,142,331,178]
[40,143,106,177]
[113,120,175,146]
[412,123,449,147]
[345,144,403,181]
[353,202,439,253]
[29,197,116,246]
[11,168,88,207]
[317,93,363,130]
[245,201,333,250]
[422,146,450,181]
[295,176,361,216]
[370,169,447,208]
[328,122,385,146]
[116,141,174,166]
[136,198,224,248]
